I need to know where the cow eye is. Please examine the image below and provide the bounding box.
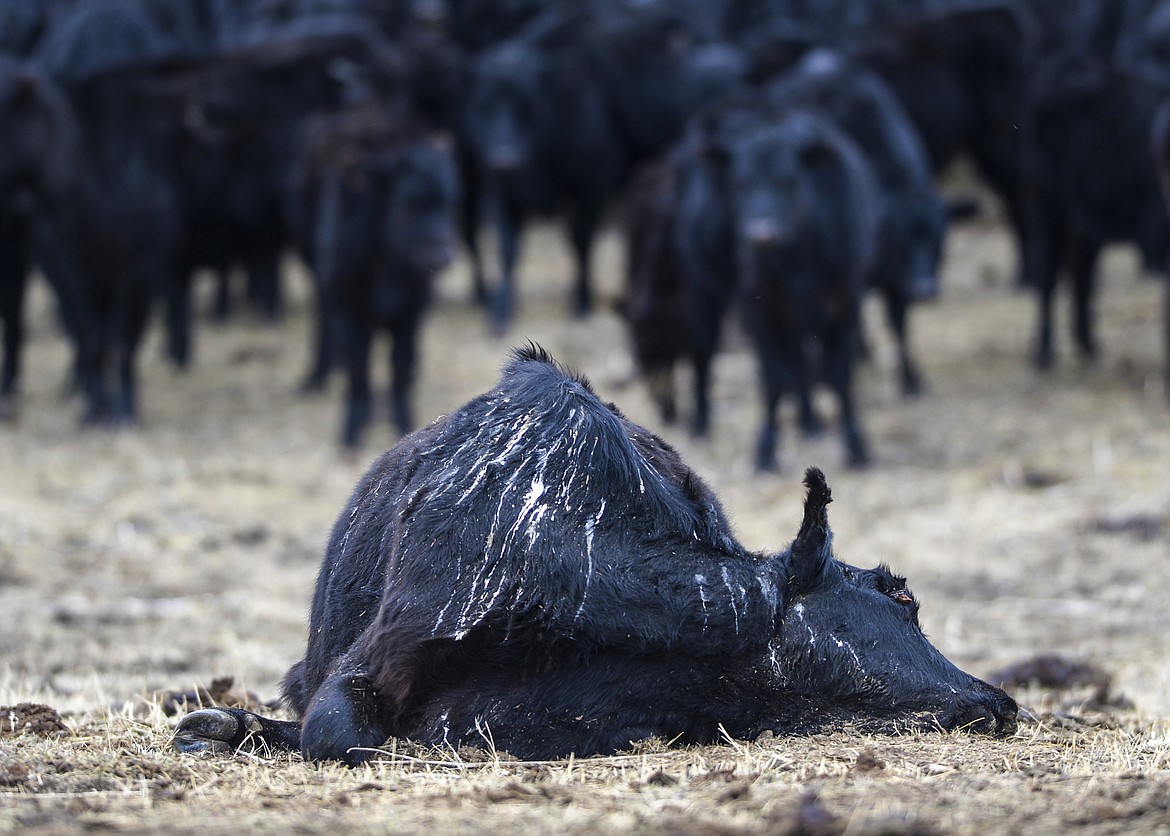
[872,568,915,608]
[887,587,914,606]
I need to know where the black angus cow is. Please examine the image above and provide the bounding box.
[1020,48,1169,370]
[728,108,880,470]
[173,346,1016,764]
[767,49,947,396]
[162,14,416,365]
[645,98,880,471]
[27,0,188,425]
[0,54,79,419]
[460,12,629,329]
[292,103,459,447]
[460,4,737,331]
[824,2,1036,282]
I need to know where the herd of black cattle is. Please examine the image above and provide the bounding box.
[2,0,1170,466]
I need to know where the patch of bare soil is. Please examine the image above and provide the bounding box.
[0,704,68,738]
[1,216,1169,833]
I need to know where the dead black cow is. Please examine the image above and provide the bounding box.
[174,346,1016,764]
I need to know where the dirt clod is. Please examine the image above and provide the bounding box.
[0,704,69,737]
[156,676,272,716]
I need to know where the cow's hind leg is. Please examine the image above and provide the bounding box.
[173,708,302,756]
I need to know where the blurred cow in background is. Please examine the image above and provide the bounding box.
[293,104,459,447]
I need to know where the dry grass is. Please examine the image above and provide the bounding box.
[2,702,1168,834]
[2,215,1170,833]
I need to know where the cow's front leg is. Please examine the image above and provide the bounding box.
[173,708,302,756]
[300,668,391,766]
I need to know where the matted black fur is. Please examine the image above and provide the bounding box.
[175,346,1016,764]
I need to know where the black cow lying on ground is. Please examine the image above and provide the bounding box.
[174,346,1017,764]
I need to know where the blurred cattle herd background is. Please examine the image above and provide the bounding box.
[2,0,1169,466]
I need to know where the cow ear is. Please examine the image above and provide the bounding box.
[788,466,833,591]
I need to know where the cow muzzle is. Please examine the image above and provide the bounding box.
[934,685,1018,736]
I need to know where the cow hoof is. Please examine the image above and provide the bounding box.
[172,708,259,755]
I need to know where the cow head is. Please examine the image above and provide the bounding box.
[728,112,850,257]
[465,42,547,176]
[379,133,460,274]
[769,468,1017,735]
[889,192,947,302]
[0,57,73,196]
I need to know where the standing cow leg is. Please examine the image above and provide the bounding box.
[568,196,603,318]
[302,292,335,393]
[753,343,786,472]
[112,279,154,424]
[796,376,824,438]
[212,267,233,322]
[342,320,374,448]
[1164,269,1170,402]
[1067,234,1101,364]
[1029,217,1065,371]
[80,289,119,426]
[1034,281,1058,371]
[487,186,522,333]
[0,213,29,418]
[164,270,193,370]
[460,168,489,306]
[824,321,870,468]
[883,287,922,396]
[687,288,723,438]
[388,318,419,438]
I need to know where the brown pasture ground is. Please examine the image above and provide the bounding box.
[2,212,1169,834]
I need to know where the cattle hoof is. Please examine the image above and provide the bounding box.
[172,708,257,755]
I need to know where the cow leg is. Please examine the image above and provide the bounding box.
[301,299,331,393]
[883,287,923,396]
[489,196,523,333]
[173,708,302,756]
[825,322,870,469]
[568,197,603,318]
[0,216,29,416]
[1029,217,1065,371]
[460,168,489,306]
[1033,258,1059,371]
[212,267,233,322]
[687,286,723,437]
[112,280,153,425]
[81,301,115,426]
[796,381,823,438]
[1067,234,1101,364]
[754,345,785,472]
[342,319,374,448]
[164,270,193,370]
[1164,270,1170,403]
[388,319,419,438]
[299,668,391,766]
